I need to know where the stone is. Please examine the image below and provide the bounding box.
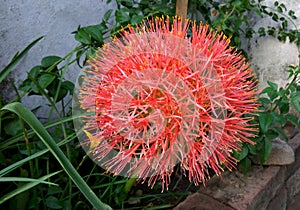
[252,138,295,165]
[287,133,300,177]
[287,192,300,210]
[197,166,284,210]
[174,192,235,210]
[287,133,300,152]
[267,186,287,210]
[287,167,300,202]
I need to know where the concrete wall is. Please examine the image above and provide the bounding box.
[0,0,115,111]
[249,0,300,89]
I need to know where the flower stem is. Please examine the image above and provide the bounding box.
[120,178,137,201]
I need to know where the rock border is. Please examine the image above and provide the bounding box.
[174,133,300,210]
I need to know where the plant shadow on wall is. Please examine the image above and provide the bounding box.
[0,0,300,209]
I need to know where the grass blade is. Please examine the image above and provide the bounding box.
[0,177,58,185]
[0,36,44,84]
[0,132,76,177]
[0,171,61,205]
[1,102,112,210]
[0,114,79,151]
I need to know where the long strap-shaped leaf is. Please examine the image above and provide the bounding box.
[0,36,44,84]
[1,102,112,210]
[0,177,58,185]
[0,171,61,205]
[0,133,76,177]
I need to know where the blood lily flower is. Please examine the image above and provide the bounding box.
[74,17,258,190]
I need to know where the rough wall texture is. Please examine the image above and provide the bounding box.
[249,0,300,89]
[0,0,115,113]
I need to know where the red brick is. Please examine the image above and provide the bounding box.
[175,134,300,210]
[195,166,285,210]
[287,192,300,210]
[174,192,235,210]
[287,167,300,203]
[287,133,300,178]
[267,186,287,210]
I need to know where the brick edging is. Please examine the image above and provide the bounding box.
[174,133,300,210]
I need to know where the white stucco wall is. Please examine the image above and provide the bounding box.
[249,0,300,89]
[0,0,115,113]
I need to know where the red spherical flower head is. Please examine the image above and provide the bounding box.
[73,16,258,190]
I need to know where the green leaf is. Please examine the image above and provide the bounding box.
[272,126,288,141]
[270,111,285,126]
[233,1,243,8]
[0,115,76,152]
[286,114,298,126]
[1,102,112,210]
[75,28,92,45]
[0,132,76,177]
[41,56,62,68]
[46,80,68,102]
[269,91,279,101]
[30,81,39,94]
[258,97,271,106]
[19,79,32,92]
[0,171,61,205]
[233,147,249,161]
[0,36,43,84]
[46,186,63,196]
[130,14,144,25]
[272,13,279,22]
[288,10,295,16]
[280,3,287,11]
[248,144,259,155]
[84,25,104,43]
[258,27,266,36]
[261,137,272,164]
[233,37,241,47]
[28,66,42,78]
[267,81,278,90]
[265,128,279,140]
[61,81,75,95]
[254,8,263,17]
[239,157,251,175]
[120,0,134,7]
[258,112,272,133]
[4,118,22,136]
[116,8,130,24]
[291,92,300,113]
[0,177,58,185]
[268,27,276,36]
[38,73,56,89]
[104,9,113,21]
[261,86,278,101]
[279,102,290,114]
[85,47,97,61]
[278,87,285,97]
[46,196,62,209]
